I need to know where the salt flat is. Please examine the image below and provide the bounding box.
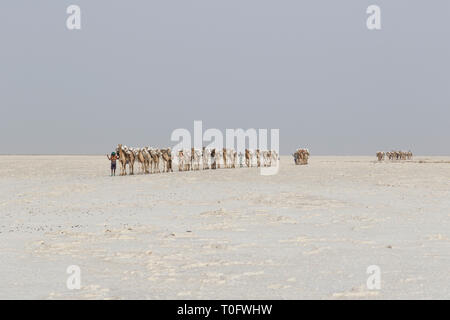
[0,155,449,299]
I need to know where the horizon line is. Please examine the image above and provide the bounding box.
[0,154,449,157]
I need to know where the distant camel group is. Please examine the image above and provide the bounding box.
[376,150,413,161]
[115,144,278,176]
[293,148,310,165]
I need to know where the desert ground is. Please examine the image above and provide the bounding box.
[0,155,449,299]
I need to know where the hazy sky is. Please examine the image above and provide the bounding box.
[0,1,449,155]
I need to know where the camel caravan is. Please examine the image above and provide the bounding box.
[293,148,310,165]
[376,150,413,161]
[115,144,278,176]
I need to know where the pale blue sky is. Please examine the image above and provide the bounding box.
[0,1,448,155]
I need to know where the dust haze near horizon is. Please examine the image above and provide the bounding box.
[0,1,449,155]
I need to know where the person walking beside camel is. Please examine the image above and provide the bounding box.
[107,152,118,176]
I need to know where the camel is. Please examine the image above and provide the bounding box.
[293,148,309,165]
[160,148,173,172]
[143,147,151,173]
[401,151,407,160]
[232,150,237,168]
[123,146,136,175]
[293,152,299,165]
[116,144,135,176]
[245,149,251,167]
[116,144,128,175]
[183,149,191,171]
[238,152,244,167]
[177,150,185,171]
[136,148,147,174]
[407,151,413,160]
[136,147,151,174]
[167,149,173,172]
[376,151,385,161]
[194,149,202,170]
[190,148,195,170]
[227,149,234,168]
[148,148,161,173]
[271,150,278,165]
[175,149,190,171]
[260,150,278,167]
[210,149,216,169]
[256,149,261,167]
[303,149,310,164]
[160,149,168,172]
[120,145,131,174]
[215,149,222,169]
[262,150,270,167]
[221,148,227,168]
[223,148,235,168]
[190,148,201,171]
[202,147,210,170]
